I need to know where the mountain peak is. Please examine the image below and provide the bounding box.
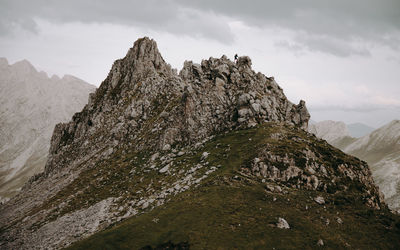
[104,37,171,91]
[11,59,37,74]
[125,36,170,73]
[62,74,81,82]
[388,119,400,127]
[309,120,350,142]
[0,57,8,68]
[51,74,61,81]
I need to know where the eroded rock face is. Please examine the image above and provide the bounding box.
[248,138,384,210]
[39,38,310,179]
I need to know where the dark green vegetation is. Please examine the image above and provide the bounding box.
[69,185,399,249]
[64,123,400,249]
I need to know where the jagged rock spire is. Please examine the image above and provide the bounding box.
[106,37,171,90]
[126,37,168,72]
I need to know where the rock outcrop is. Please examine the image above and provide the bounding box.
[0,38,391,249]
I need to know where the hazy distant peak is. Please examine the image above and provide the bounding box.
[0,59,96,202]
[349,122,374,127]
[309,119,317,125]
[38,71,48,79]
[388,119,400,126]
[344,119,400,153]
[0,57,8,67]
[308,120,350,142]
[347,122,375,138]
[62,74,82,82]
[51,75,61,81]
[371,119,400,136]
[318,120,346,126]
[12,59,37,74]
[376,119,400,138]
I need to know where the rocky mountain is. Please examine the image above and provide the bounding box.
[308,120,350,142]
[348,122,375,138]
[309,120,400,213]
[308,120,357,149]
[309,121,375,141]
[0,38,398,249]
[0,58,95,203]
[344,120,400,213]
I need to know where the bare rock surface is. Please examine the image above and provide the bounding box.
[276,217,290,229]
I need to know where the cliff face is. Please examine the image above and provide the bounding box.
[0,38,395,250]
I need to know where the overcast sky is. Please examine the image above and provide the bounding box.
[1,0,399,128]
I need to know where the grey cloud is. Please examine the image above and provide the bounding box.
[177,0,400,36]
[275,36,371,58]
[0,0,234,43]
[309,104,400,113]
[177,0,400,56]
[295,35,371,57]
[1,0,400,55]
[274,40,304,53]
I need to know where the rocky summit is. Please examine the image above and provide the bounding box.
[1,37,399,249]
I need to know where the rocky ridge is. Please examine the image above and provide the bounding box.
[0,38,393,249]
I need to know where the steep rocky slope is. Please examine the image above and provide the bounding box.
[344,120,400,213]
[309,120,400,213]
[69,123,399,249]
[0,38,398,249]
[0,59,95,202]
[70,123,400,249]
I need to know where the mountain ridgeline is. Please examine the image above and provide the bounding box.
[309,120,400,213]
[0,58,95,202]
[1,38,399,249]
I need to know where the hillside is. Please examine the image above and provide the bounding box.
[0,38,398,249]
[0,58,95,202]
[69,123,400,249]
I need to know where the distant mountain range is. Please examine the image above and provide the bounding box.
[309,120,400,213]
[347,123,375,138]
[0,58,95,202]
[309,120,374,139]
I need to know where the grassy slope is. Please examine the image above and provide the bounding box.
[66,124,400,249]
